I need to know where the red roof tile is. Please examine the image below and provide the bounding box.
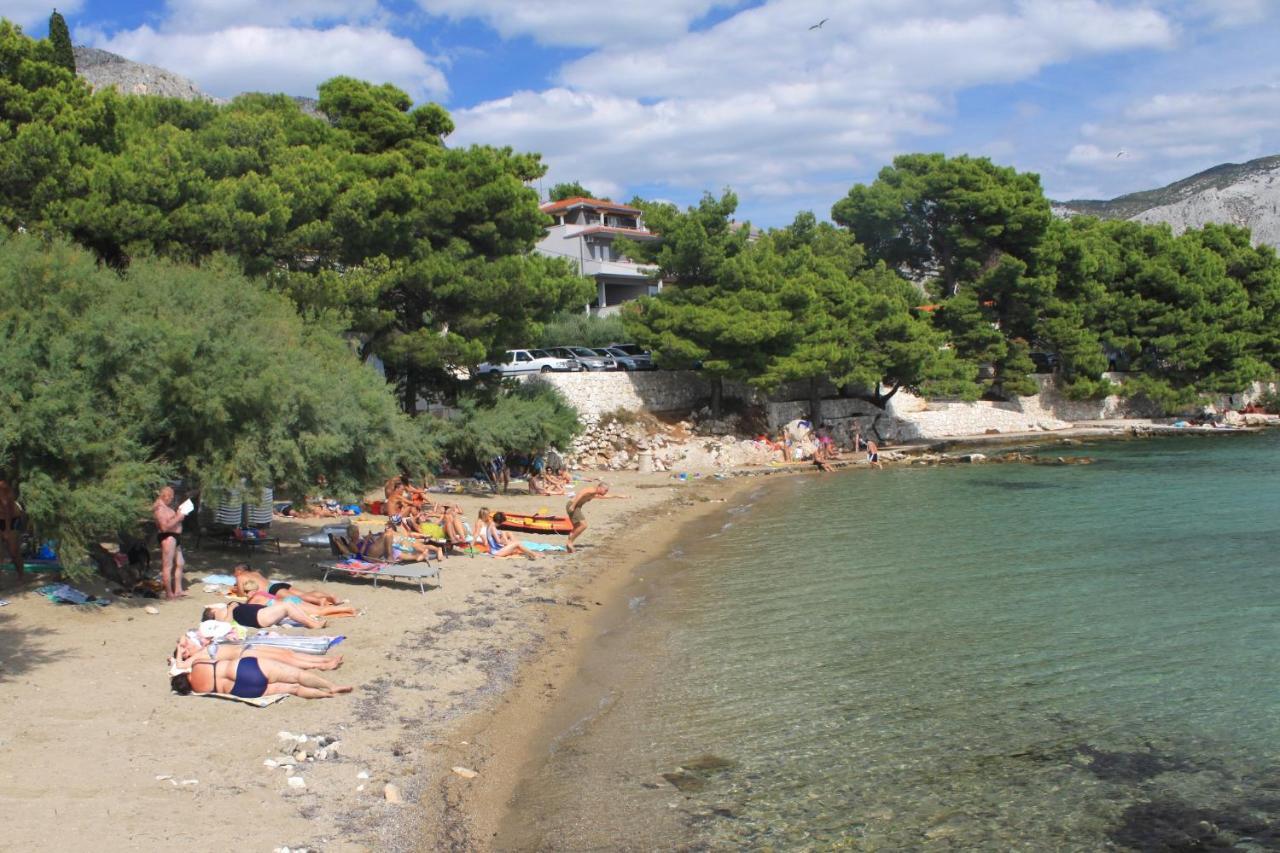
[541,196,642,215]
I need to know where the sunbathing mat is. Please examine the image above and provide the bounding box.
[190,692,289,708]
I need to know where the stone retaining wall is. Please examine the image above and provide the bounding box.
[532,371,711,417]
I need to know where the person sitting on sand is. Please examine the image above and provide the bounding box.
[812,442,834,473]
[387,516,443,562]
[565,482,629,553]
[172,630,344,671]
[529,470,565,496]
[170,652,353,700]
[202,600,326,631]
[0,477,26,578]
[477,509,538,559]
[232,564,342,607]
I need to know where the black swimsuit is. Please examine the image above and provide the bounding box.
[230,603,264,628]
[157,531,180,544]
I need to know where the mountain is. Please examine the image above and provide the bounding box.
[74,46,214,102]
[1054,155,1280,247]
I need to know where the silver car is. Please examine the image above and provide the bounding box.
[548,346,614,371]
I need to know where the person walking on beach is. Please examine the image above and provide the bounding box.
[153,485,189,599]
[0,477,25,578]
[866,441,883,470]
[565,481,629,553]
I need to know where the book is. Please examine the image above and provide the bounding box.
[178,498,195,516]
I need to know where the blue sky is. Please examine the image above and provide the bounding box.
[9,1,1280,226]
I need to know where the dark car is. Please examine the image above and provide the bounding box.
[547,346,614,371]
[606,343,656,370]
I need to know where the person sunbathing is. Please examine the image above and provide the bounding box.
[232,564,342,606]
[172,631,343,671]
[202,600,326,631]
[170,652,353,699]
[387,516,442,562]
[529,471,565,496]
[243,585,359,619]
[479,510,537,559]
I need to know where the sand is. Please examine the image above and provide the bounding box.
[0,470,747,852]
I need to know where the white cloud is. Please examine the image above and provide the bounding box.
[453,0,1175,216]
[4,0,84,30]
[87,25,448,100]
[414,0,735,47]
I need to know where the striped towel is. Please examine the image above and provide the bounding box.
[243,634,345,655]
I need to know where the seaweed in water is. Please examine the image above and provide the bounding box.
[1074,744,1195,782]
[662,754,738,793]
[1109,797,1280,851]
[969,478,1061,491]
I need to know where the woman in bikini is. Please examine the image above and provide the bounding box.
[201,600,327,630]
[169,652,353,699]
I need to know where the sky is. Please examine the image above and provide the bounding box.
[8,0,1280,226]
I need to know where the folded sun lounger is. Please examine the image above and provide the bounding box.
[314,559,440,595]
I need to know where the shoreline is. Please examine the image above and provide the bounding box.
[412,422,1279,851]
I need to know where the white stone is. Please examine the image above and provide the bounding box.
[356,770,370,780]
[287,776,306,789]
[451,766,479,779]
[384,783,404,804]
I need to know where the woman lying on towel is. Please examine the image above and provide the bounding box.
[202,600,326,631]
[243,585,359,619]
[172,631,344,671]
[169,652,353,699]
[232,564,343,606]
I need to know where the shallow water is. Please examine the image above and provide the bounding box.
[498,434,1280,851]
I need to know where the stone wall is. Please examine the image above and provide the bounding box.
[532,371,711,417]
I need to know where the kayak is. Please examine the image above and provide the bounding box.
[496,513,573,535]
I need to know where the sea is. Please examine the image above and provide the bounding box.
[496,432,1280,851]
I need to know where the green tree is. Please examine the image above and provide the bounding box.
[548,181,595,201]
[436,382,580,485]
[832,153,1052,298]
[0,234,424,572]
[47,9,74,73]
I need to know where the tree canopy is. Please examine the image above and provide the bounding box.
[0,234,425,570]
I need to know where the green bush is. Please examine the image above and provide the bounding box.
[536,311,628,348]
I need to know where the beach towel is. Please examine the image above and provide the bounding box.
[243,634,344,654]
[189,691,288,707]
[35,583,109,606]
[200,574,238,586]
[521,541,568,553]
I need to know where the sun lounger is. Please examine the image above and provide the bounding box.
[314,559,440,595]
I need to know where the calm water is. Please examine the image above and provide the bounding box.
[498,434,1280,851]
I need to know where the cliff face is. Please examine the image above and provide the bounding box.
[73,46,215,102]
[1054,155,1280,247]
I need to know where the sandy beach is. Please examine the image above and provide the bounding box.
[0,469,753,852]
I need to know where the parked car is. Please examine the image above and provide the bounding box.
[606,343,656,370]
[547,346,615,371]
[593,347,638,371]
[1030,351,1059,373]
[475,348,578,377]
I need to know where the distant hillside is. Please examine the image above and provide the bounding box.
[74,46,214,101]
[1054,155,1280,247]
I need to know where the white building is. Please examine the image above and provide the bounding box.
[535,196,662,315]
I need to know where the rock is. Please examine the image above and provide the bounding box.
[661,769,706,792]
[962,453,987,463]
[356,770,370,780]
[264,759,278,768]
[144,605,160,615]
[287,776,306,789]
[294,751,307,762]
[384,783,403,804]
[277,731,295,741]
[451,766,479,779]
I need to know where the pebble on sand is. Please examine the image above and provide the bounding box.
[144,605,160,615]
[451,766,478,779]
[384,783,403,804]
[287,776,306,789]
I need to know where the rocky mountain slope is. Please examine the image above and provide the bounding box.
[1054,155,1280,247]
[74,46,213,101]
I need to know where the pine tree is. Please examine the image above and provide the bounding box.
[48,9,76,73]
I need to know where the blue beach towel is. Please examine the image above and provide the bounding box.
[35,583,110,606]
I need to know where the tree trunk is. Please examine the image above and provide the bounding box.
[809,376,822,424]
[710,376,723,419]
[868,381,902,409]
[401,368,417,415]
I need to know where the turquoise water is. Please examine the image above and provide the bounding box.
[499,434,1280,850]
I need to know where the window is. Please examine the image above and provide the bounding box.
[515,351,532,362]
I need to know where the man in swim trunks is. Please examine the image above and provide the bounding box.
[565,481,629,553]
[0,477,25,578]
[153,486,189,599]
